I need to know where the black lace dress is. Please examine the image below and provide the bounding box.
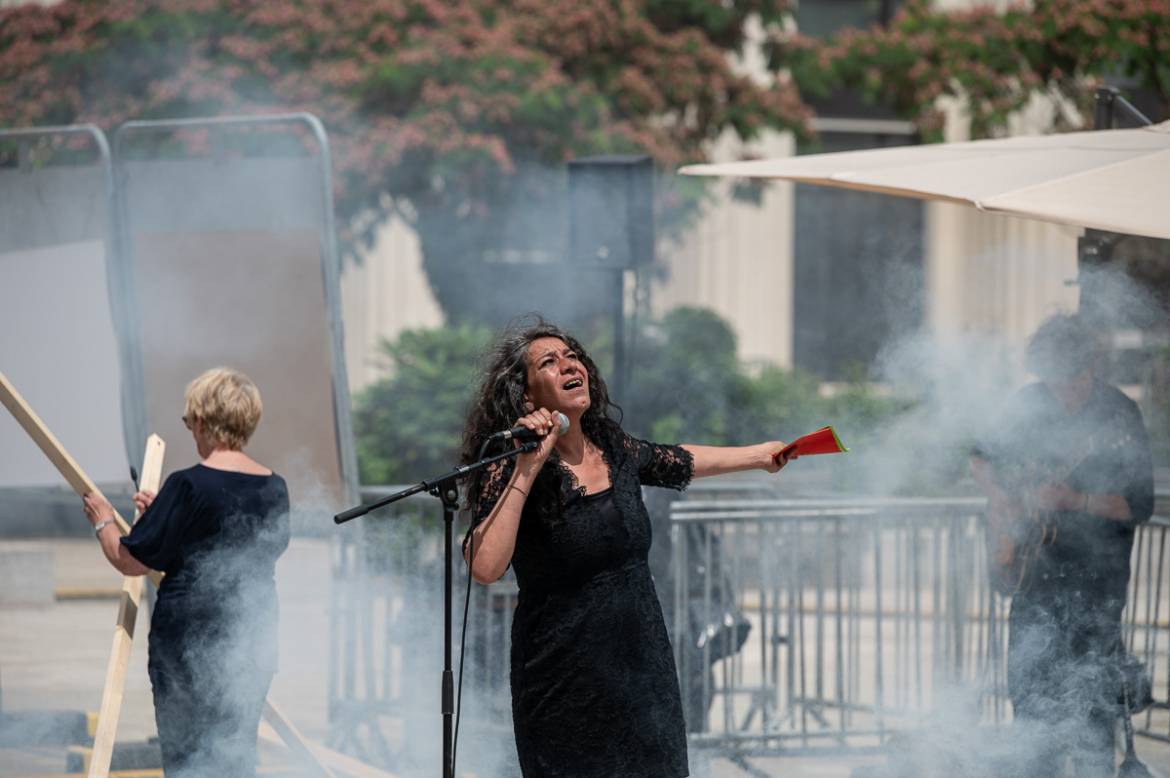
[471,424,693,777]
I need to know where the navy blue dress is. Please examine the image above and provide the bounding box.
[122,464,290,777]
[471,424,693,777]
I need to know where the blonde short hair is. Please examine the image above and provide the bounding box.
[184,367,262,450]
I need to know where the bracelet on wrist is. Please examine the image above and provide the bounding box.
[93,518,115,536]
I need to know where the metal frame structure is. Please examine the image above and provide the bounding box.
[326,490,1170,772]
[2,115,363,777]
[1126,514,1170,745]
[328,485,519,770]
[667,495,1170,769]
[0,124,142,471]
[110,113,359,500]
[669,496,1003,759]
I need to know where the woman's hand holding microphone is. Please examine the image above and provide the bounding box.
[514,408,569,475]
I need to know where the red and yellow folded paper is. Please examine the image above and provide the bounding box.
[773,426,849,463]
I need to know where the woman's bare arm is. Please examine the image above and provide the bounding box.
[83,493,151,576]
[466,407,562,583]
[682,441,790,479]
[465,466,538,583]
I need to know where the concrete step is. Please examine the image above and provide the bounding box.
[0,711,89,747]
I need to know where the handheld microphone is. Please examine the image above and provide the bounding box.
[491,411,570,442]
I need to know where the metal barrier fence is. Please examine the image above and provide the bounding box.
[670,495,1170,761]
[669,496,1006,759]
[329,488,1170,769]
[329,488,520,772]
[1126,514,1170,745]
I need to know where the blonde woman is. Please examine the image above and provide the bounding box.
[82,368,290,777]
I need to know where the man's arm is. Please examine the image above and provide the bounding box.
[1033,397,1154,524]
[970,454,1009,504]
[1033,483,1134,523]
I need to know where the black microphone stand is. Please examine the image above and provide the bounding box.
[334,440,537,778]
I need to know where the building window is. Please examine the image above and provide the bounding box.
[793,131,923,380]
[795,0,899,39]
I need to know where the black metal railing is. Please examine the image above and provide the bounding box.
[329,487,1170,769]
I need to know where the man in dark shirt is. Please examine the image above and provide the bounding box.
[971,313,1154,777]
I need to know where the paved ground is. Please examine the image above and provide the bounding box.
[4,538,1170,777]
[0,538,333,776]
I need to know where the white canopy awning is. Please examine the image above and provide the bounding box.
[680,121,1170,241]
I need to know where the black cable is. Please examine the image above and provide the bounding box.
[451,438,493,776]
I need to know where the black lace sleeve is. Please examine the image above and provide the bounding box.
[624,434,694,491]
[463,457,515,552]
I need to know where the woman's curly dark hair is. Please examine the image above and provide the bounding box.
[461,317,622,464]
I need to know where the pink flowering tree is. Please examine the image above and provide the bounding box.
[0,0,811,321]
[769,0,1170,140]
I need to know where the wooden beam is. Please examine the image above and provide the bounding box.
[88,434,165,778]
[0,370,133,536]
[259,721,399,778]
[261,700,336,778]
[0,370,335,777]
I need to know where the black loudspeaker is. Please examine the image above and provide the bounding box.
[568,155,654,269]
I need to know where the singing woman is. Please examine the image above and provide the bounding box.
[462,319,794,777]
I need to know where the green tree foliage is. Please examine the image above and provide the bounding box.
[353,308,908,484]
[353,324,492,484]
[769,0,1170,140]
[618,306,906,450]
[622,307,741,443]
[728,364,825,443]
[0,0,810,323]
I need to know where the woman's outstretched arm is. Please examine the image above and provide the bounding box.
[682,441,791,479]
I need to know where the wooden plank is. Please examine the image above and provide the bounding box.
[262,700,336,778]
[0,370,133,536]
[55,586,123,601]
[88,434,165,778]
[35,755,165,778]
[259,721,399,778]
[0,369,335,777]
